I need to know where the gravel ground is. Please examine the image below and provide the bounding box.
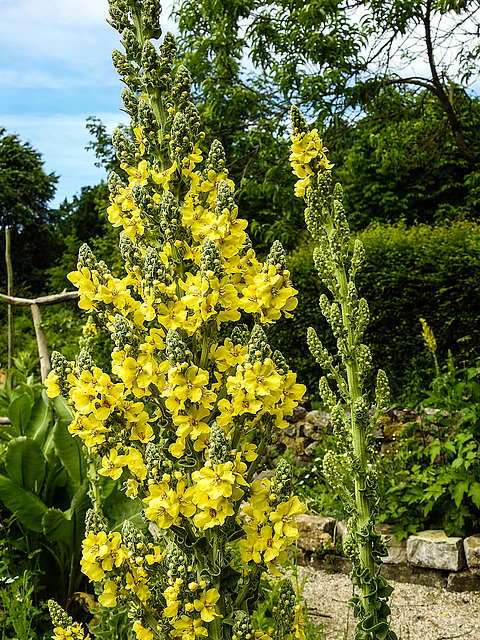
[297,567,480,640]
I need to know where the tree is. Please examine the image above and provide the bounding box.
[0,128,61,295]
[0,127,58,230]
[330,87,480,228]
[173,0,480,163]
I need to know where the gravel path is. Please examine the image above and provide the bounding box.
[297,567,480,640]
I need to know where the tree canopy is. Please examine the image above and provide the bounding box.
[0,127,59,230]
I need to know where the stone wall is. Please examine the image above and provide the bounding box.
[295,515,480,592]
[280,398,480,592]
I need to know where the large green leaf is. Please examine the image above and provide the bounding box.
[42,483,90,555]
[0,475,47,532]
[42,508,74,548]
[53,418,86,488]
[24,396,51,446]
[8,395,32,436]
[5,436,46,491]
[52,395,74,423]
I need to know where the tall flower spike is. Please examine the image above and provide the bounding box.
[45,5,307,639]
[291,106,397,640]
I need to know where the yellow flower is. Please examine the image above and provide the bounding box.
[98,449,127,481]
[269,496,306,538]
[132,621,154,640]
[193,588,221,623]
[44,371,62,398]
[98,579,118,607]
[171,615,208,640]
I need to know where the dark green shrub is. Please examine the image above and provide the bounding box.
[276,220,480,400]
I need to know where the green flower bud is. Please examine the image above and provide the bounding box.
[145,442,173,483]
[164,540,190,582]
[112,48,141,92]
[272,458,293,499]
[272,349,288,375]
[112,313,140,355]
[247,325,271,363]
[160,190,181,240]
[144,246,167,290]
[141,0,162,40]
[306,326,333,369]
[200,237,224,280]
[119,233,144,270]
[232,610,254,640]
[274,579,296,638]
[48,600,72,628]
[354,297,369,343]
[141,39,161,88]
[214,180,236,218]
[171,65,192,109]
[375,369,390,414]
[85,508,109,535]
[76,348,95,373]
[121,87,140,119]
[108,170,126,197]
[265,240,286,272]
[165,329,193,366]
[122,520,148,556]
[77,243,99,272]
[319,376,336,412]
[209,422,231,465]
[205,139,227,175]
[50,351,74,395]
[290,105,308,136]
[121,27,142,63]
[112,127,138,165]
[107,0,131,34]
[230,324,249,346]
[170,112,193,163]
[137,100,159,149]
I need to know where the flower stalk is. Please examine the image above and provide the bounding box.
[290,106,397,640]
[45,2,308,639]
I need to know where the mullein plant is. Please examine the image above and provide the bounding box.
[289,106,397,640]
[45,2,307,640]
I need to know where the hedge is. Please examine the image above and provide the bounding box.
[271,220,480,402]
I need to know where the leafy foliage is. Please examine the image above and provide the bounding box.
[273,220,480,401]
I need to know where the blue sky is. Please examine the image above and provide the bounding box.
[0,0,175,207]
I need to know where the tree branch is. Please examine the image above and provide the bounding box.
[0,291,79,307]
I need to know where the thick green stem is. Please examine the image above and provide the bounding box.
[335,250,376,619]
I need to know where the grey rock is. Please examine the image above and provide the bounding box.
[335,520,350,544]
[447,568,480,592]
[407,530,466,571]
[381,563,448,588]
[296,514,336,552]
[464,534,480,576]
[287,405,307,423]
[305,410,331,429]
[377,524,408,564]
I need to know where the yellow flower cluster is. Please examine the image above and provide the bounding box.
[289,128,334,197]
[52,622,90,640]
[46,16,308,639]
[239,478,305,573]
[80,528,164,609]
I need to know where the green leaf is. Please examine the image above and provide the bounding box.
[468,482,480,509]
[0,475,47,531]
[52,395,74,423]
[24,395,51,446]
[5,436,46,491]
[452,480,470,508]
[53,418,86,488]
[8,395,32,436]
[42,508,74,547]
